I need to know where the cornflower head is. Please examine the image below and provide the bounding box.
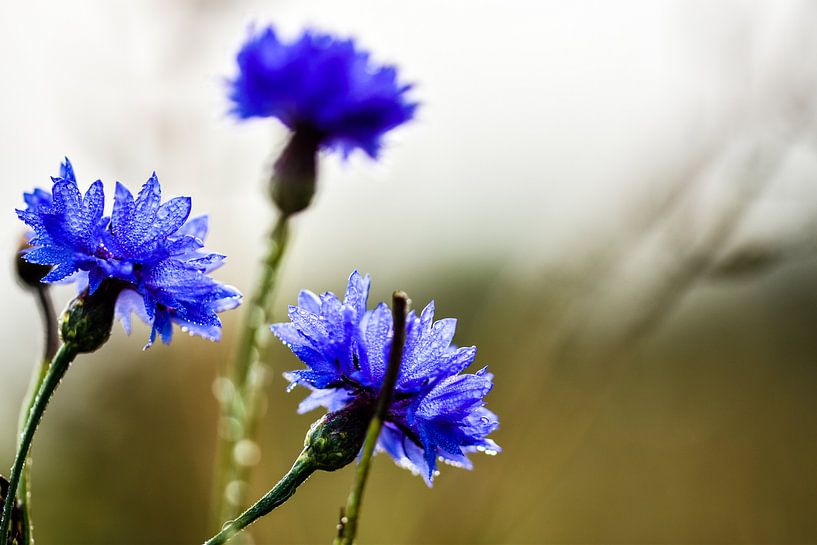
[272,271,500,485]
[16,158,242,348]
[227,25,418,215]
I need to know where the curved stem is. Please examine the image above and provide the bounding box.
[34,286,59,363]
[205,454,315,545]
[335,292,409,545]
[212,216,290,528]
[16,286,59,544]
[0,343,77,544]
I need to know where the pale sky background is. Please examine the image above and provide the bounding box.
[2,0,816,420]
[2,0,817,438]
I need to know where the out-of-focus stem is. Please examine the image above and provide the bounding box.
[334,291,409,545]
[212,215,290,531]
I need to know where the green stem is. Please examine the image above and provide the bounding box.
[205,453,315,545]
[0,343,77,544]
[34,286,59,364]
[212,216,290,528]
[17,286,59,545]
[17,357,50,545]
[335,292,409,545]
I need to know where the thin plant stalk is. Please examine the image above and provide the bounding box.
[16,285,58,545]
[0,343,78,543]
[32,286,59,364]
[213,215,290,527]
[205,453,315,545]
[335,291,409,545]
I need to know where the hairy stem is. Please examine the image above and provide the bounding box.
[16,286,59,545]
[205,454,315,545]
[0,343,77,544]
[335,292,409,545]
[212,216,290,529]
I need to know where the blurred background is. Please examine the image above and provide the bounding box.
[2,0,817,543]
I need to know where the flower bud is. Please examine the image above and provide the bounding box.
[60,280,123,354]
[0,476,24,545]
[14,235,51,290]
[302,398,374,472]
[270,127,322,217]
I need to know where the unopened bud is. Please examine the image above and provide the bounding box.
[60,280,123,353]
[270,127,322,216]
[302,398,374,472]
[14,235,51,290]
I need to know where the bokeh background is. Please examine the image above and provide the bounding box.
[2,0,817,543]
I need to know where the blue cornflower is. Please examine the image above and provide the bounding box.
[271,271,500,485]
[16,158,242,347]
[228,26,417,158]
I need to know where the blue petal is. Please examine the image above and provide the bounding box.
[51,179,82,214]
[271,322,334,377]
[175,215,209,240]
[147,310,174,348]
[165,235,205,258]
[81,181,105,229]
[111,182,135,238]
[185,253,226,272]
[23,246,73,266]
[151,196,192,242]
[23,188,53,211]
[359,303,391,385]
[288,305,330,342]
[343,270,370,318]
[295,387,352,414]
[114,289,151,335]
[42,261,79,283]
[133,174,162,221]
[87,266,107,294]
[59,157,76,183]
[297,289,322,314]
